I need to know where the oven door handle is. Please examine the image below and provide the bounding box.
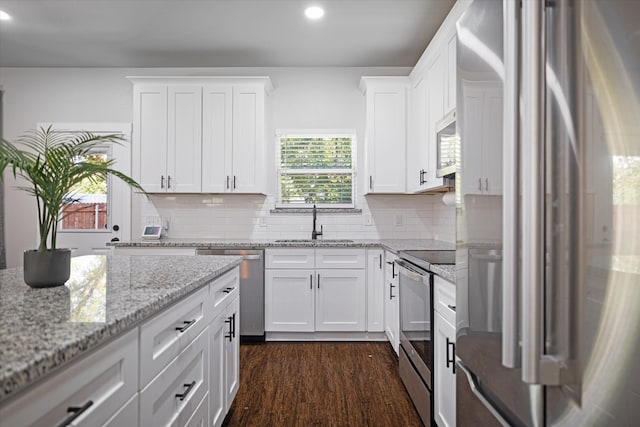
[395,259,428,282]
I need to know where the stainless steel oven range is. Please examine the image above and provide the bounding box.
[396,250,455,426]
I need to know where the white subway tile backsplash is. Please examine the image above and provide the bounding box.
[140,193,455,243]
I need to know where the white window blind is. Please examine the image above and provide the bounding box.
[277,132,355,207]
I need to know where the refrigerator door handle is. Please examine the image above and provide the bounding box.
[502,0,520,370]
[456,358,511,427]
[520,0,545,385]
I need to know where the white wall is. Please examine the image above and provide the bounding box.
[0,66,455,267]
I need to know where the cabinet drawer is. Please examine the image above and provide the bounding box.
[140,285,209,386]
[0,329,138,427]
[210,267,240,320]
[104,393,139,427]
[266,248,315,269]
[140,327,209,427]
[434,275,456,325]
[185,393,209,427]
[315,248,365,269]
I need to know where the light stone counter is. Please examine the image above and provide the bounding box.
[0,254,241,403]
[109,238,456,253]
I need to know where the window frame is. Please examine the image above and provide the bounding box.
[275,129,357,209]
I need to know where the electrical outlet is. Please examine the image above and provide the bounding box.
[394,215,403,226]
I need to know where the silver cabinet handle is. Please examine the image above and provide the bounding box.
[167,175,172,189]
[161,175,165,189]
[226,176,230,189]
[369,175,373,190]
[478,177,482,191]
[502,0,520,370]
[233,175,237,189]
[310,274,313,290]
[485,178,489,192]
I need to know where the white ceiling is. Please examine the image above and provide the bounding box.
[0,0,455,68]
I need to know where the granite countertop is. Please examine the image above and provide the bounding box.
[0,254,241,403]
[109,238,456,254]
[429,264,455,283]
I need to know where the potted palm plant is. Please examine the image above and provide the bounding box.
[0,126,145,288]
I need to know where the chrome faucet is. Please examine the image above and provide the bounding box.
[311,204,323,240]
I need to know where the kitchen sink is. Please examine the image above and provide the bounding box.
[275,239,354,243]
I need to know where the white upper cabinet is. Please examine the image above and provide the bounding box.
[460,81,503,195]
[133,84,202,193]
[405,1,468,193]
[202,84,268,193]
[133,84,168,193]
[360,77,409,194]
[131,76,272,194]
[202,84,232,193]
[168,85,203,193]
[407,76,429,193]
[445,33,457,114]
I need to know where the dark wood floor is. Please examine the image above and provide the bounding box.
[222,341,423,427]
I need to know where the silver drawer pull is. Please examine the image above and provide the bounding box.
[447,304,456,312]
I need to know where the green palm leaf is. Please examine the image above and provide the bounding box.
[0,126,147,251]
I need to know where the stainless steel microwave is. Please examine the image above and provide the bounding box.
[436,109,458,177]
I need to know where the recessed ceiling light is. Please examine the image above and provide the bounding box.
[0,10,12,21]
[305,6,324,20]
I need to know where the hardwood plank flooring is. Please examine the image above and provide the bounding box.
[222,342,424,427]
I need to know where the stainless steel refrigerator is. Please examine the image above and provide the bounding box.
[455,0,640,426]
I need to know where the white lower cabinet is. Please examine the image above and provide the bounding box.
[366,249,385,332]
[209,269,240,427]
[384,251,400,354]
[140,327,210,427]
[0,329,138,427]
[0,267,241,427]
[434,276,456,427]
[265,248,367,333]
[315,269,366,331]
[265,269,315,331]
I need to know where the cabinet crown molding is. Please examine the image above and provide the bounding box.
[126,76,274,93]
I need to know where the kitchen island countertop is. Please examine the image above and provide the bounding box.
[0,254,241,403]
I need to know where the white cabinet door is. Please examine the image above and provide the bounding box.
[134,84,168,192]
[168,85,202,193]
[434,312,456,427]
[185,394,209,427]
[366,249,385,332]
[407,75,429,193]
[461,81,503,195]
[383,251,399,354]
[315,269,366,332]
[445,33,457,113]
[362,78,408,194]
[202,85,233,193]
[265,269,315,332]
[224,296,240,409]
[209,312,226,427]
[232,85,266,193]
[426,52,446,189]
[103,393,139,427]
